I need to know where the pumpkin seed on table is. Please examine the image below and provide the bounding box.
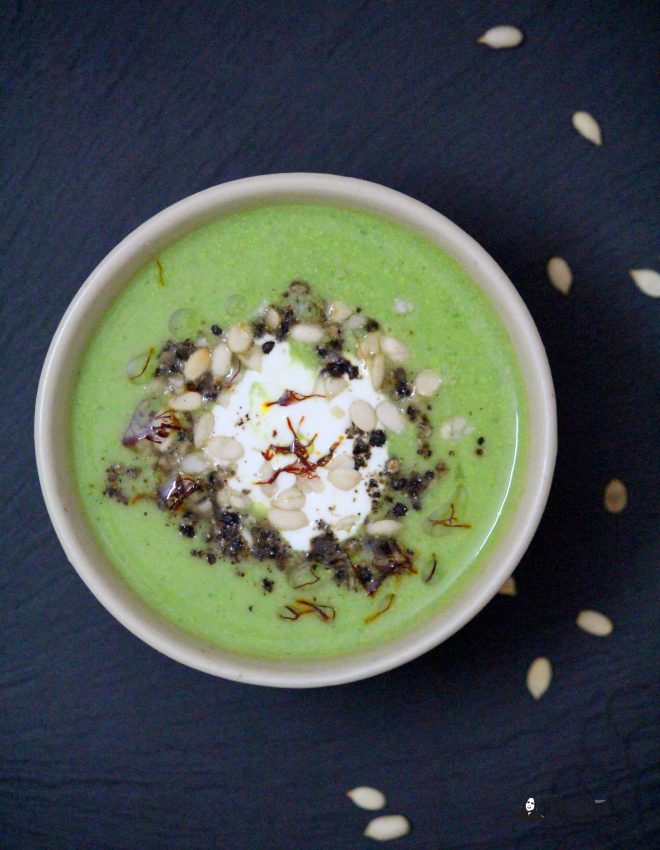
[526,657,552,700]
[477,25,524,49]
[498,576,517,596]
[547,257,573,295]
[630,268,660,298]
[604,479,627,513]
[576,610,614,637]
[364,814,411,842]
[346,786,386,811]
[572,111,603,146]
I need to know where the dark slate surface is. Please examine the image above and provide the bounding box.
[1,1,658,848]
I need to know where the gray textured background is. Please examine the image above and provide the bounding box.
[2,1,659,848]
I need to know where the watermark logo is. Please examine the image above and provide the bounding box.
[523,797,544,820]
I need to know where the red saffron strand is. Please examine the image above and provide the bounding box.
[430,503,471,529]
[254,418,343,485]
[364,593,395,624]
[264,389,326,408]
[292,566,320,589]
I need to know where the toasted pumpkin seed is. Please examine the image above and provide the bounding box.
[526,657,552,700]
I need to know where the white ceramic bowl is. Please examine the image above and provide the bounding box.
[35,173,556,687]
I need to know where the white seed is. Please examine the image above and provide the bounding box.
[367,519,403,536]
[290,323,324,344]
[477,25,524,49]
[324,377,348,398]
[363,815,410,842]
[349,399,377,432]
[275,471,297,492]
[604,478,627,513]
[381,335,410,363]
[226,323,253,354]
[357,331,382,359]
[183,348,211,382]
[572,111,602,145]
[267,508,308,531]
[526,657,552,700]
[440,416,474,440]
[370,353,385,390]
[328,467,361,490]
[257,462,275,496]
[376,401,405,433]
[328,300,353,322]
[238,346,263,372]
[393,297,414,314]
[328,454,356,471]
[576,609,614,637]
[498,576,517,596]
[346,313,367,330]
[265,307,281,329]
[180,452,211,474]
[630,268,660,298]
[298,475,325,493]
[333,514,359,533]
[206,435,244,461]
[170,391,202,411]
[211,343,232,378]
[346,786,386,811]
[415,369,442,396]
[547,256,573,295]
[193,411,215,449]
[273,486,306,510]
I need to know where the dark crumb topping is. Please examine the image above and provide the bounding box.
[321,357,359,380]
[369,429,386,447]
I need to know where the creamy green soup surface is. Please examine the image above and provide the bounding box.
[71,204,527,659]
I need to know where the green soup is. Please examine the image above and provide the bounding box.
[71,204,527,659]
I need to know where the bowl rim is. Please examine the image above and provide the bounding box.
[35,172,556,687]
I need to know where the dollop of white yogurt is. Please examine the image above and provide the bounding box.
[210,339,388,549]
